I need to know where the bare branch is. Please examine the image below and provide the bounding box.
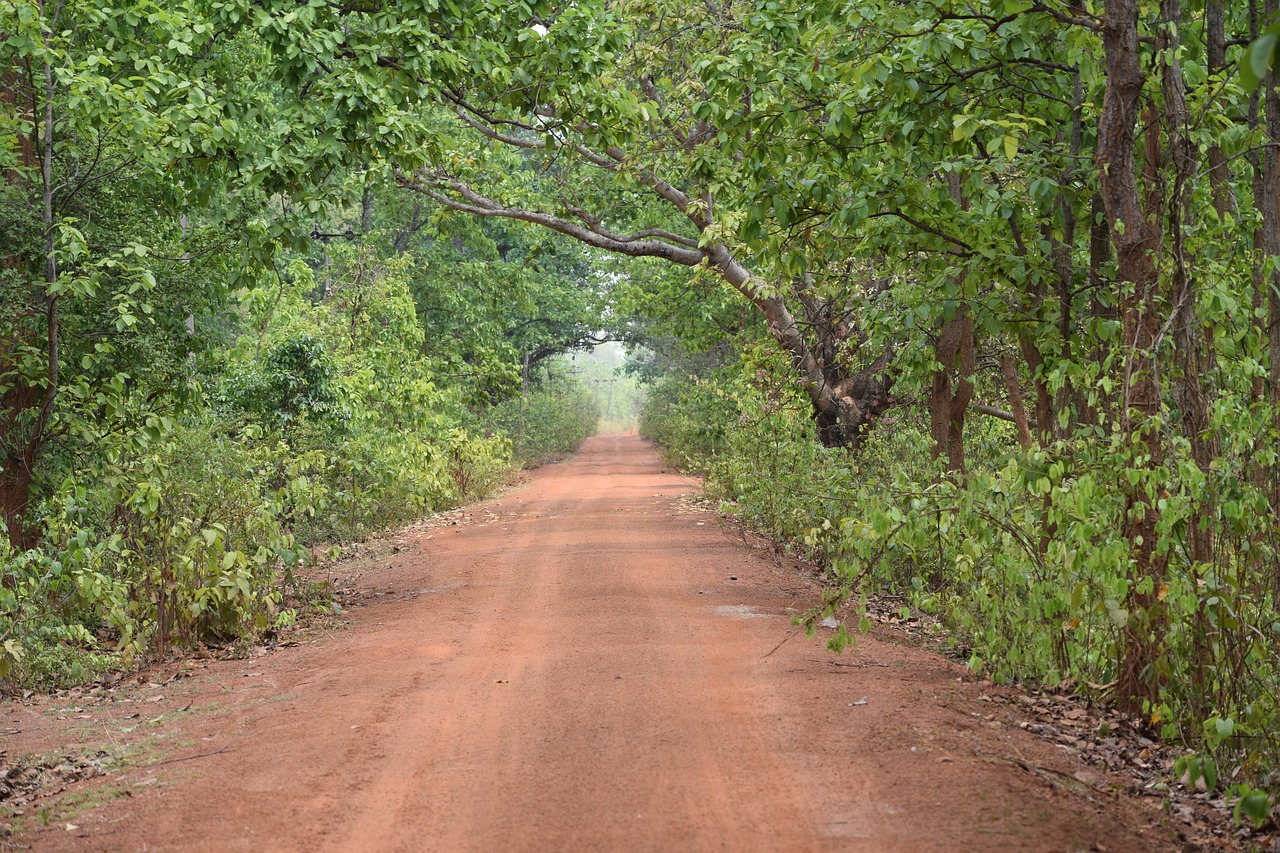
[563,205,700,249]
[1027,2,1101,30]
[454,109,542,149]
[973,403,1017,423]
[868,210,974,253]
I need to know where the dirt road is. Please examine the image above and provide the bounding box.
[6,434,1179,851]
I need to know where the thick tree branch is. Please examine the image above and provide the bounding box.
[398,172,707,266]
[972,403,1017,423]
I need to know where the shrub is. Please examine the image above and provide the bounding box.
[483,376,600,465]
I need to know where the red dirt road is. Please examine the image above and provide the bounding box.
[5,434,1179,851]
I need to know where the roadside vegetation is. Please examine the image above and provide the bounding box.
[641,348,1280,819]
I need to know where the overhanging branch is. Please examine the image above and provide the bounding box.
[398,172,706,266]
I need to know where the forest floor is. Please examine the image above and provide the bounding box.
[0,433,1255,851]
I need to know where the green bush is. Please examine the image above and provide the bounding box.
[0,252,517,685]
[637,373,732,475]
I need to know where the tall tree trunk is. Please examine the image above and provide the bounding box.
[0,63,42,549]
[1250,0,1267,407]
[1266,0,1280,522]
[1267,0,1280,423]
[1097,0,1167,712]
[1047,67,1085,433]
[930,304,975,474]
[1160,0,1214,565]
[361,184,374,233]
[1000,354,1034,449]
[1159,0,1218,712]
[1205,0,1233,217]
[930,176,974,471]
[1087,193,1117,425]
[1006,210,1054,444]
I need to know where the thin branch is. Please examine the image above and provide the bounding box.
[142,745,230,769]
[454,109,542,149]
[1027,2,1101,30]
[563,205,700,248]
[868,211,974,252]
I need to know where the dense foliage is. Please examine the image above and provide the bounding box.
[485,378,601,466]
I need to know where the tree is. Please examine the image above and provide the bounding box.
[0,0,434,545]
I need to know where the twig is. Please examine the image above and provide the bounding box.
[982,754,1112,795]
[762,628,802,659]
[817,659,892,668]
[141,745,229,769]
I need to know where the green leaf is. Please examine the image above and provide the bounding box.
[1202,757,1218,792]
[1242,27,1280,92]
[3,639,25,663]
[1234,789,1272,828]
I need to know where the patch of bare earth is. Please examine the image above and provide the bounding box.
[0,434,1232,851]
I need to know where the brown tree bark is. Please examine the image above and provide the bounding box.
[1087,193,1117,425]
[1045,67,1085,431]
[1205,0,1233,217]
[1249,0,1267,408]
[1097,0,1168,712]
[0,63,42,549]
[1000,354,1034,449]
[1006,210,1055,445]
[361,185,374,233]
[1160,0,1215,570]
[1266,0,1280,423]
[930,304,975,474]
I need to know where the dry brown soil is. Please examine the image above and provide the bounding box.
[3,433,1185,852]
